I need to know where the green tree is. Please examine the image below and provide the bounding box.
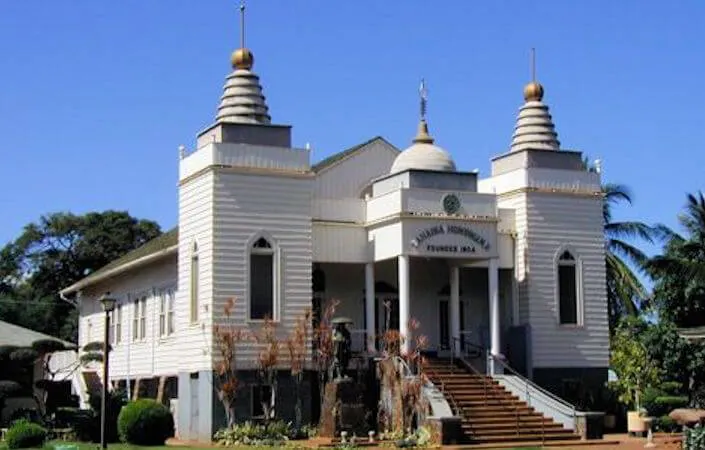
[609,318,661,410]
[582,157,663,332]
[0,211,161,341]
[602,183,663,332]
[648,192,705,327]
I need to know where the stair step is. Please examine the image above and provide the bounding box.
[462,415,551,424]
[426,358,580,446]
[466,431,580,443]
[462,422,566,432]
[461,405,535,414]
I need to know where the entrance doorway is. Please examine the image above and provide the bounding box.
[439,299,465,351]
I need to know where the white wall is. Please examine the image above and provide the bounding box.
[523,192,609,368]
[314,138,398,199]
[78,256,178,380]
[211,170,313,369]
[177,169,216,373]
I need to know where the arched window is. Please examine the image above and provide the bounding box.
[557,249,581,325]
[250,236,276,320]
[190,242,199,323]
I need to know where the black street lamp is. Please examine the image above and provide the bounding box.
[99,293,117,450]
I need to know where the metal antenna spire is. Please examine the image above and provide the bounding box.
[419,78,428,121]
[530,47,536,81]
[239,1,246,49]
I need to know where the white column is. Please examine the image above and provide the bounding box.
[365,263,376,353]
[398,255,410,354]
[450,266,461,353]
[488,258,501,375]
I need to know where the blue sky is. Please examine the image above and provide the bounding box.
[1,0,703,261]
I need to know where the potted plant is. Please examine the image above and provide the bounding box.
[609,324,661,436]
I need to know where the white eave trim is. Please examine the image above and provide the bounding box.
[60,245,178,296]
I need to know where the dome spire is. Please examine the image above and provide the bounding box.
[216,1,272,125]
[231,1,254,70]
[510,48,560,152]
[413,78,434,144]
[523,47,544,102]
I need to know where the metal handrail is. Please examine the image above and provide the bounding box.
[425,364,461,416]
[392,355,414,377]
[489,353,578,419]
[452,336,547,442]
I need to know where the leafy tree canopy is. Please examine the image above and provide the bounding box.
[648,192,705,327]
[0,210,161,342]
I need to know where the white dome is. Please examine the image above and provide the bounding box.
[390,141,456,174]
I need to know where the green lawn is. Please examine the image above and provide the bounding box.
[0,441,549,450]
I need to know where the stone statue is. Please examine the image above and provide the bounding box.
[330,317,353,381]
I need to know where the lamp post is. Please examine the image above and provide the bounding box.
[99,293,117,450]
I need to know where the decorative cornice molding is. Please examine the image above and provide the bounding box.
[496,186,603,199]
[365,211,499,229]
[179,164,313,186]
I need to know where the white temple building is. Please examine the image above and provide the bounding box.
[60,9,608,441]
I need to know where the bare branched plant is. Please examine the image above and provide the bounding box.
[312,299,339,417]
[377,317,429,435]
[254,316,280,423]
[287,308,312,430]
[213,297,249,427]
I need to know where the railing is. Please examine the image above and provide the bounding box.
[450,336,547,443]
[423,360,461,418]
[489,353,579,432]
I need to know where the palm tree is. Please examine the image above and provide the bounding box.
[602,183,662,330]
[582,157,663,331]
[647,192,705,326]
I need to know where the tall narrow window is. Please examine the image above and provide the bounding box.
[159,291,167,337]
[250,237,275,320]
[190,243,199,323]
[167,288,175,335]
[557,250,579,325]
[112,304,122,344]
[132,299,139,341]
[139,296,147,339]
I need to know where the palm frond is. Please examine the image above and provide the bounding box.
[606,251,646,315]
[605,221,659,244]
[602,183,633,225]
[607,238,649,269]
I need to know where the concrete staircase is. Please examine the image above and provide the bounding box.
[425,359,581,445]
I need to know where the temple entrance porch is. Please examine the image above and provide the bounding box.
[312,258,517,374]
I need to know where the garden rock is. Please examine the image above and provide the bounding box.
[668,408,705,426]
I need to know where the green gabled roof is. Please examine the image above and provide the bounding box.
[0,320,74,346]
[311,136,398,173]
[61,227,178,294]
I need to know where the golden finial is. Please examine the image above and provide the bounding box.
[413,78,434,144]
[231,1,254,70]
[523,47,544,102]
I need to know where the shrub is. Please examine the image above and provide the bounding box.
[684,423,705,450]
[5,419,48,449]
[213,420,292,446]
[643,385,689,418]
[55,407,97,442]
[654,415,679,433]
[117,399,174,445]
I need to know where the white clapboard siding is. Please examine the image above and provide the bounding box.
[523,192,609,368]
[211,170,313,369]
[312,198,366,223]
[496,193,530,324]
[313,223,368,263]
[78,257,177,379]
[314,138,398,199]
[176,170,216,373]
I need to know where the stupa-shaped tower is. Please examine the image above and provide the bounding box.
[478,52,608,393]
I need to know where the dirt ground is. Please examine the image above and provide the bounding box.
[542,432,682,449]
